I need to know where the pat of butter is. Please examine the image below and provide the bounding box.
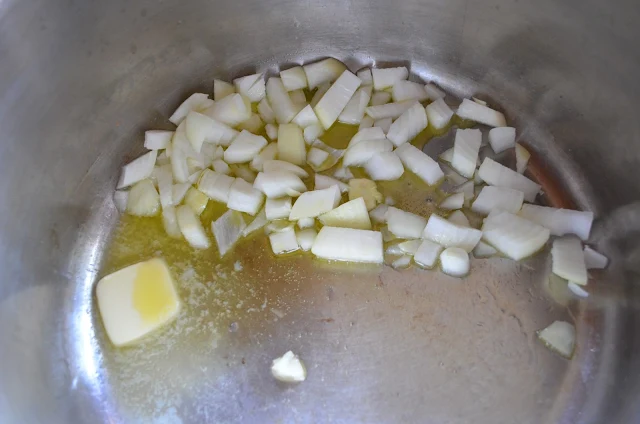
[96,258,180,346]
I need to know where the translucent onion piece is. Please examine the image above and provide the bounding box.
[471,186,524,215]
[482,210,550,260]
[452,128,482,178]
[343,138,394,167]
[387,102,428,147]
[314,174,348,192]
[277,123,307,165]
[250,143,278,172]
[537,320,576,359]
[584,246,608,269]
[212,159,231,175]
[311,227,383,263]
[265,123,279,140]
[440,247,470,277]
[439,148,454,163]
[162,206,182,239]
[227,178,265,216]
[372,67,409,90]
[359,116,375,130]
[314,70,362,129]
[356,68,373,85]
[237,113,264,134]
[169,93,213,125]
[280,66,308,91]
[144,130,173,150]
[176,204,210,249]
[154,165,173,209]
[265,197,292,220]
[307,147,330,168]
[296,228,318,251]
[303,124,324,144]
[214,79,235,101]
[310,82,330,107]
[212,209,247,256]
[202,93,251,126]
[364,151,404,181]
[369,204,389,223]
[253,171,307,199]
[456,98,507,127]
[348,178,383,211]
[292,105,320,128]
[423,214,482,252]
[233,73,265,103]
[520,204,594,241]
[338,87,371,125]
[425,98,454,130]
[289,185,341,220]
[333,166,354,182]
[198,169,235,203]
[392,255,412,269]
[398,239,422,255]
[365,101,414,120]
[117,150,157,189]
[318,197,371,230]
[374,118,392,134]
[184,187,209,215]
[370,91,392,106]
[263,159,308,178]
[515,143,530,174]
[395,143,444,186]
[448,210,470,227]
[171,183,191,205]
[269,227,300,255]
[424,83,445,101]
[386,207,427,239]
[303,58,347,89]
[391,80,428,102]
[414,239,443,268]
[113,190,129,213]
[477,158,541,202]
[488,127,516,153]
[258,98,276,124]
[297,217,315,229]
[551,236,588,285]
[348,127,386,148]
[266,77,297,124]
[242,208,267,237]
[224,130,267,164]
[126,179,160,217]
[439,192,464,210]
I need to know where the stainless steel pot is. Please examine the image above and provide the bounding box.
[1,0,639,422]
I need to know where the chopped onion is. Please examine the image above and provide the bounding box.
[312,226,383,263]
[250,143,278,172]
[515,143,530,174]
[297,228,317,251]
[154,165,173,208]
[552,236,588,285]
[567,282,589,298]
[386,243,404,256]
[185,113,238,147]
[333,166,354,182]
[183,188,207,216]
[113,190,129,213]
[223,130,267,164]
[237,113,264,134]
[212,159,231,175]
[144,130,173,150]
[258,98,276,124]
[117,150,157,189]
[297,217,315,229]
[472,241,497,258]
[242,208,267,237]
[156,151,170,166]
[265,124,278,140]
[348,178,383,211]
[162,206,182,239]
[303,58,347,89]
[537,320,575,359]
[370,91,392,106]
[439,192,464,210]
[448,210,470,227]
[214,80,235,101]
[456,98,507,127]
[359,116,375,130]
[303,124,324,144]
[365,101,414,120]
[369,204,389,224]
[187,169,203,185]
[198,169,235,203]
[233,73,265,103]
[395,143,444,186]
[172,183,191,205]
[372,67,409,90]
[398,239,422,255]
[356,68,373,85]
[307,147,330,168]
[440,247,470,277]
[386,102,428,147]
[275,123,306,165]
[441,164,467,186]
[269,227,299,254]
[292,105,319,128]
[584,246,608,269]
[266,77,297,124]
[176,204,210,249]
[414,239,443,268]
[265,220,295,234]
[423,214,482,252]
[212,209,247,256]
[520,204,593,241]
[348,127,386,148]
[271,350,307,382]
[289,89,307,107]
[126,179,160,216]
[424,83,445,100]
[452,128,482,178]
[386,207,427,239]
[169,93,213,125]
[488,127,516,153]
[392,80,428,102]
[482,210,550,260]
[439,147,454,163]
[227,178,264,215]
[373,117,392,134]
[425,98,454,130]
[318,197,371,230]
[314,70,362,129]
[471,186,524,215]
[343,138,394,167]
[478,158,541,202]
[202,93,251,126]
[265,197,292,220]
[392,255,412,269]
[253,171,307,198]
[280,66,308,91]
[338,87,370,124]
[315,174,348,192]
[454,180,474,206]
[364,151,404,181]
[289,185,341,220]
[310,82,331,107]
[262,160,308,179]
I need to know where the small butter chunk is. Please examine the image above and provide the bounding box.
[271,351,307,383]
[96,258,180,346]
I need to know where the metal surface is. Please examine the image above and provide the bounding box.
[1,0,639,422]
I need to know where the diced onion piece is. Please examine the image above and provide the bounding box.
[395,143,444,186]
[198,169,235,203]
[155,151,170,166]
[187,170,203,185]
[424,214,482,252]
[269,227,299,254]
[265,196,292,220]
[333,166,354,181]
[365,101,413,120]
[374,118,392,134]
[242,208,267,237]
[297,228,317,251]
[237,114,264,134]
[445,211,469,228]
[359,116,375,130]
[364,151,404,181]
[398,239,422,255]
[152,165,173,209]
[214,79,235,100]
[227,178,264,215]
[478,158,541,202]
[144,130,173,150]
[440,247,470,277]
[552,236,588,285]
[452,128,481,178]
[454,180,474,206]
[292,105,319,128]
[233,73,265,102]
[515,143,530,174]
[568,282,589,298]
[172,183,191,205]
[348,178,383,211]
[212,209,246,256]
[184,112,238,148]
[392,80,428,102]
[275,123,306,165]
[265,220,295,234]
[488,127,516,153]
[482,210,550,260]
[176,204,210,249]
[319,197,371,230]
[297,217,315,229]
[584,246,608,269]
[117,150,157,189]
[314,174,348,192]
[289,89,307,107]
[338,87,370,124]
[473,241,497,258]
[392,255,412,269]
[162,206,181,239]
[439,192,464,210]
[537,320,576,359]
[113,190,129,213]
[424,83,445,100]
[183,187,208,215]
[473,97,487,106]
[262,160,308,179]
[303,58,347,89]
[357,68,373,85]
[456,98,506,127]
[202,93,251,126]
[348,127,386,148]
[310,82,330,107]
[169,93,213,125]
[414,240,443,268]
[386,102,428,147]
[307,147,330,168]
[256,98,276,125]
[426,98,454,130]
[289,185,341,220]
[370,91,392,106]
[280,66,308,91]
[212,159,231,175]
[369,204,389,223]
[343,138,394,167]
[303,124,324,144]
[471,186,524,215]
[222,130,267,164]
[126,179,160,217]
[386,243,404,256]
[312,226,383,263]
[265,124,278,141]
[442,164,467,186]
[520,204,593,241]
[266,77,297,124]
[386,207,427,239]
[249,143,276,172]
[271,351,307,382]
[314,70,362,129]
[439,148,454,163]
[372,67,409,90]
[253,171,307,198]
